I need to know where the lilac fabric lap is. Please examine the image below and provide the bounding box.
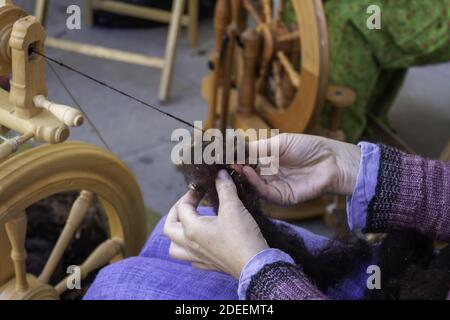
[84,207,332,300]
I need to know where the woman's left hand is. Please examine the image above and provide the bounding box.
[164,169,269,279]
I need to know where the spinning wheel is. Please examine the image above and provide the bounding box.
[0,2,147,299]
[202,0,355,138]
[0,143,147,299]
[202,0,356,220]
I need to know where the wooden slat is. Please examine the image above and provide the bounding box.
[92,0,190,26]
[45,37,164,69]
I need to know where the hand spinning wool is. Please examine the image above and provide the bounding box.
[177,140,450,300]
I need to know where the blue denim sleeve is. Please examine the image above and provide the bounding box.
[346,142,380,231]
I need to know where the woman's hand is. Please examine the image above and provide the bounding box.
[235,133,361,206]
[164,170,269,279]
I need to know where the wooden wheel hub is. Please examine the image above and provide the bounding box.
[0,275,59,300]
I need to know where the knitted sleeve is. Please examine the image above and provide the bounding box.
[245,262,327,300]
[365,144,450,241]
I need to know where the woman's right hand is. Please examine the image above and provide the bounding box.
[236,133,361,206]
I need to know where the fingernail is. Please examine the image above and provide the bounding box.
[218,169,230,180]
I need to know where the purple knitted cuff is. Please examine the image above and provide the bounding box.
[246,262,327,300]
[366,145,450,241]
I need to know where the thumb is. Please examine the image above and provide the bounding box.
[215,169,241,208]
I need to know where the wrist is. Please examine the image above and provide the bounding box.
[235,244,270,279]
[329,140,361,196]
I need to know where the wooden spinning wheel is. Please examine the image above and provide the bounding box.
[202,0,356,220]
[0,2,147,299]
[202,0,355,138]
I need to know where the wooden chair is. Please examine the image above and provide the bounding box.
[34,0,199,102]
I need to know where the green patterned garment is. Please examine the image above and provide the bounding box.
[285,0,450,142]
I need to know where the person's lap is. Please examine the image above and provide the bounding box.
[84,207,332,300]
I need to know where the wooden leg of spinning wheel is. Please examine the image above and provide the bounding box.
[219,27,236,133]
[326,85,356,141]
[329,107,342,133]
[231,0,247,33]
[237,29,260,116]
[205,54,220,129]
[158,0,185,102]
[214,0,231,54]
[5,212,28,291]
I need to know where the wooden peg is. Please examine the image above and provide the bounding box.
[326,85,356,109]
[33,95,84,127]
[5,212,28,291]
[326,85,356,134]
[237,29,261,116]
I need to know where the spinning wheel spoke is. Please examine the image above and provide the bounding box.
[38,190,94,284]
[277,51,300,88]
[55,238,124,295]
[262,0,273,23]
[257,62,270,93]
[278,30,300,43]
[5,212,29,291]
[243,0,263,25]
[272,60,285,108]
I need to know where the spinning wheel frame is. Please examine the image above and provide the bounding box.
[204,0,329,134]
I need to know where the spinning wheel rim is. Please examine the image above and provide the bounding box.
[257,0,329,132]
[0,141,147,299]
